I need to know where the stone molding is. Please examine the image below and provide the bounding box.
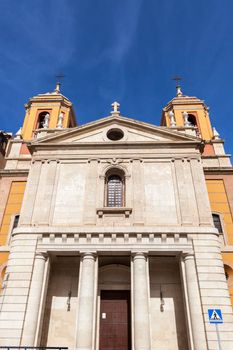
[33,232,194,254]
[99,162,131,178]
[0,169,29,176]
[12,225,218,235]
[96,207,132,218]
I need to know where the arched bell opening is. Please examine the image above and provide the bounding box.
[187,113,197,127]
[37,111,50,129]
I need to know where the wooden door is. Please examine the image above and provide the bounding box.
[100,290,131,350]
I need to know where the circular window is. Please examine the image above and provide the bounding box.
[107,128,124,141]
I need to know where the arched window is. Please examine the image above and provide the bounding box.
[212,213,223,233]
[0,265,7,291]
[12,214,19,230]
[105,169,125,207]
[224,264,233,291]
[37,111,49,129]
[107,175,123,207]
[187,114,197,127]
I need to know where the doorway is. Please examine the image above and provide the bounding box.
[99,290,131,350]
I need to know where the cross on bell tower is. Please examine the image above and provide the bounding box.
[172,76,183,97]
[55,74,65,93]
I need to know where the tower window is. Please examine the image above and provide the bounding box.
[187,114,197,127]
[12,215,20,230]
[212,213,223,233]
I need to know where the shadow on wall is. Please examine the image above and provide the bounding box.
[149,258,188,350]
[40,258,80,348]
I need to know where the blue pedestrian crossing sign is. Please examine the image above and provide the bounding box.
[208,309,223,324]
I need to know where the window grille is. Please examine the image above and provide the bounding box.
[212,213,223,233]
[107,175,123,207]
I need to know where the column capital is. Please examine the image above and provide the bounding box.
[80,251,97,261]
[131,251,148,259]
[181,251,194,261]
[35,252,48,261]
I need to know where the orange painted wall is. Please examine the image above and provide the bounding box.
[22,103,74,140]
[206,179,233,245]
[163,103,214,140]
[0,181,26,246]
[0,253,8,289]
[206,179,233,307]
[0,181,26,289]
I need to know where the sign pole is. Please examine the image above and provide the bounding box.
[215,323,222,350]
[208,309,223,350]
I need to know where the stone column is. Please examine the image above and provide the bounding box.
[21,252,47,346]
[132,252,151,350]
[76,252,97,350]
[183,253,207,350]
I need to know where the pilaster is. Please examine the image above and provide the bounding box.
[190,158,212,226]
[132,160,144,225]
[19,161,42,225]
[83,160,99,225]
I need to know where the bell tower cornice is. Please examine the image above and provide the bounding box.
[163,95,209,112]
[25,92,73,109]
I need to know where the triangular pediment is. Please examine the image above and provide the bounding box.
[30,115,199,145]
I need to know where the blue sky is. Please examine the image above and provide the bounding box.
[0,0,232,155]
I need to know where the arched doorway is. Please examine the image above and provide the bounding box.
[98,263,131,350]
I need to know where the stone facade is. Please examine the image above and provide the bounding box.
[0,87,233,350]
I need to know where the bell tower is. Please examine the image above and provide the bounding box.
[21,83,77,140]
[161,84,231,165]
[161,83,213,140]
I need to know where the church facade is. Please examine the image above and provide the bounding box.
[0,84,233,350]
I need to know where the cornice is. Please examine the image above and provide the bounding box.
[202,155,231,159]
[28,140,203,154]
[27,114,199,144]
[13,225,218,235]
[0,169,29,177]
[221,246,233,253]
[204,167,233,174]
